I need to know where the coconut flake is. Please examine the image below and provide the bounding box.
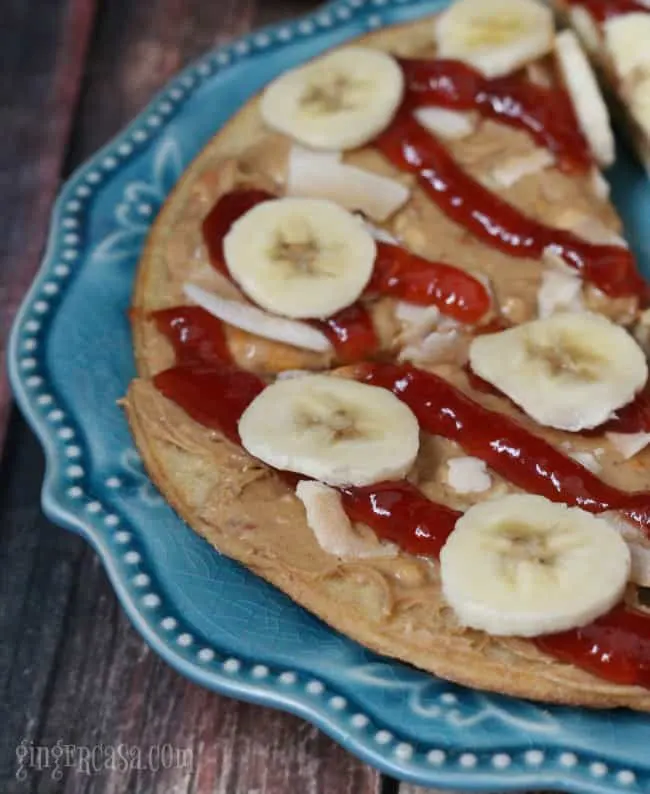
[537,268,584,319]
[184,283,333,353]
[395,301,441,344]
[606,431,650,460]
[446,457,492,493]
[414,107,477,139]
[287,145,410,222]
[602,511,650,586]
[399,328,465,366]
[296,480,397,559]
[569,450,602,473]
[489,149,555,188]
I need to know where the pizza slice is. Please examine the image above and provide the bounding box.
[554,0,650,174]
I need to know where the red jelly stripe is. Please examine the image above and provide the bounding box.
[150,316,650,690]
[400,58,591,173]
[313,303,379,363]
[375,110,647,301]
[202,189,491,325]
[359,362,650,534]
[202,189,275,275]
[366,241,491,324]
[536,603,650,688]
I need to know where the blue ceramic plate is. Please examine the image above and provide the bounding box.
[9,1,650,790]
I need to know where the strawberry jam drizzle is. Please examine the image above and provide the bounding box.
[151,306,455,556]
[358,362,650,533]
[153,306,232,366]
[202,189,274,275]
[151,308,650,688]
[340,481,461,557]
[367,241,491,323]
[313,304,379,363]
[536,604,650,689]
[565,0,649,22]
[201,190,490,359]
[400,58,591,173]
[375,110,647,301]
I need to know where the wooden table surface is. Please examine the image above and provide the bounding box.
[0,2,555,792]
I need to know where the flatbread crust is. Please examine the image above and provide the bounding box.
[126,16,650,710]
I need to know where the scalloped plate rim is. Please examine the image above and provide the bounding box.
[7,0,650,791]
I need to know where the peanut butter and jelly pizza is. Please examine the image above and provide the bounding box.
[125,0,650,711]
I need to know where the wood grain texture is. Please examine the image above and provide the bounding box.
[0,417,381,794]
[0,0,97,454]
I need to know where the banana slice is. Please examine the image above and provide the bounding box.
[260,46,404,150]
[434,0,554,79]
[223,197,376,320]
[440,494,630,637]
[604,13,650,141]
[555,30,615,168]
[238,374,420,487]
[469,312,648,431]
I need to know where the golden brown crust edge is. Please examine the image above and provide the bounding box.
[127,16,650,711]
[125,380,650,710]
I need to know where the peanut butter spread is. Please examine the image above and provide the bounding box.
[127,16,650,709]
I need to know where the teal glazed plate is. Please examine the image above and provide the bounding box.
[8,1,650,791]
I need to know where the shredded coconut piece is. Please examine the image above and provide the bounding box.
[446,457,492,494]
[569,450,601,473]
[537,268,583,319]
[184,283,333,353]
[395,301,441,345]
[400,329,465,366]
[296,480,397,559]
[414,107,477,139]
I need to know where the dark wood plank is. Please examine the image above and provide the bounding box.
[0,1,383,792]
[0,421,378,792]
[67,0,259,163]
[0,0,97,456]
